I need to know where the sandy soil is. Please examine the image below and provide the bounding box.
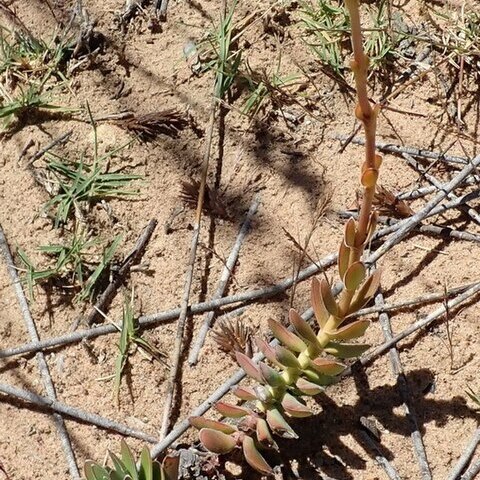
[0,0,479,479]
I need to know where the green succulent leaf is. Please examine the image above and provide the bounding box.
[325,341,370,358]
[120,440,139,480]
[139,448,153,480]
[85,461,110,480]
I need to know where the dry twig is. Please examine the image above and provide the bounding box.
[446,428,480,480]
[0,383,157,443]
[0,225,80,479]
[375,291,431,479]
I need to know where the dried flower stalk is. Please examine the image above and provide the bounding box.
[189,0,383,473]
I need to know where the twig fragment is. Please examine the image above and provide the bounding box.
[0,225,80,479]
[446,428,480,480]
[375,291,431,479]
[334,135,470,166]
[0,383,157,443]
[83,219,158,326]
[188,195,260,365]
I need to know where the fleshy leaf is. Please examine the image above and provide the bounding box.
[302,368,337,385]
[348,268,382,314]
[364,210,378,244]
[275,345,300,369]
[161,455,180,480]
[266,408,298,439]
[189,416,237,434]
[232,386,257,401]
[344,261,366,292]
[199,428,237,454]
[259,362,285,388]
[236,352,263,382]
[344,217,356,247]
[311,277,329,328]
[320,279,338,317]
[311,358,346,376]
[338,240,350,280]
[296,377,324,395]
[242,436,274,475]
[84,461,110,480]
[361,168,378,188]
[281,392,313,417]
[327,319,370,341]
[120,440,138,480]
[216,401,250,418]
[289,308,319,345]
[267,318,307,352]
[255,338,283,368]
[139,447,152,480]
[325,341,370,358]
[256,418,277,449]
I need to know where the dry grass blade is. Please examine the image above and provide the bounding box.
[180,179,229,218]
[374,185,414,218]
[114,109,189,140]
[211,317,255,359]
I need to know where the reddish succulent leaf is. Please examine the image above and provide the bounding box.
[320,279,338,317]
[281,392,313,417]
[296,377,324,395]
[311,277,329,329]
[258,362,285,388]
[161,454,180,480]
[289,309,318,345]
[344,217,356,247]
[348,268,382,314]
[361,168,378,188]
[325,341,370,358]
[199,428,237,454]
[232,386,257,401]
[311,357,346,376]
[189,416,237,434]
[338,241,350,281]
[364,210,378,244]
[275,345,300,369]
[242,436,273,475]
[256,418,277,449]
[235,352,263,382]
[216,402,250,418]
[374,154,383,169]
[267,318,307,352]
[328,319,370,341]
[266,408,298,439]
[344,261,366,292]
[255,338,282,367]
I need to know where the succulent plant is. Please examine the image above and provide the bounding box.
[189,0,383,474]
[84,440,179,480]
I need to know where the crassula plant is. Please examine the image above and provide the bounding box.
[189,0,382,474]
